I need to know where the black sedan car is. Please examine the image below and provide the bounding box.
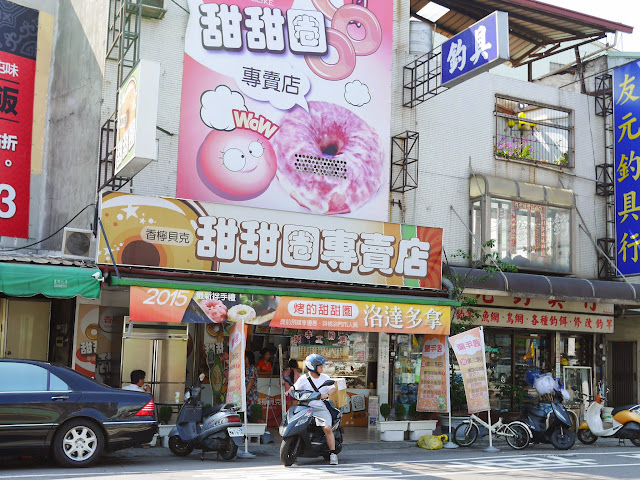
[0,359,158,467]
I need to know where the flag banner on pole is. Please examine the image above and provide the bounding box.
[226,319,246,411]
[417,335,450,413]
[449,327,490,414]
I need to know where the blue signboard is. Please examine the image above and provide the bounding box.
[441,11,510,87]
[614,60,640,276]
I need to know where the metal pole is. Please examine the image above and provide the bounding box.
[236,317,255,459]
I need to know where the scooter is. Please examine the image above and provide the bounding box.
[519,389,576,450]
[279,376,343,466]
[578,383,640,446]
[168,373,244,460]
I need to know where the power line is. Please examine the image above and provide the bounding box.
[0,204,95,253]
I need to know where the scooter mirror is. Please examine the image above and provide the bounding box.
[320,380,335,387]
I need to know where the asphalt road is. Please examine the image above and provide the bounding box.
[3,439,640,480]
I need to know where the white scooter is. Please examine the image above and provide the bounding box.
[578,382,640,446]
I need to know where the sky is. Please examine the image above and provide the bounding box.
[540,0,640,52]
[419,0,640,53]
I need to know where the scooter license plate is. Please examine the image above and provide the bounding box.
[227,427,244,437]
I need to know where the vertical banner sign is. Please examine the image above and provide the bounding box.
[449,327,490,414]
[0,1,38,238]
[177,0,393,222]
[226,319,246,411]
[417,335,450,413]
[614,61,640,275]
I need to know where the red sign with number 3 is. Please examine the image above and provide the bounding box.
[0,6,38,239]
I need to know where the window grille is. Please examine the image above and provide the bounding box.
[494,96,572,168]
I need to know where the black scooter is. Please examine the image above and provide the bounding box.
[279,377,343,466]
[519,389,575,450]
[168,374,244,460]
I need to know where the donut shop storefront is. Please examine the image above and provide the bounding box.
[96,192,456,427]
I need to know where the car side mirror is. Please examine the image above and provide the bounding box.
[321,380,335,387]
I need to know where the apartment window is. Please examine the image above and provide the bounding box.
[471,175,573,274]
[494,96,572,167]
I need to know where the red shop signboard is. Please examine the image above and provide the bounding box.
[0,3,38,239]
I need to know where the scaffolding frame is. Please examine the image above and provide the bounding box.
[594,73,616,279]
[97,0,142,192]
[390,131,419,193]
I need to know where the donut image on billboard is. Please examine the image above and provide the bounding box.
[177,0,392,222]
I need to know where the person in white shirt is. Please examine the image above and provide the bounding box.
[123,369,151,393]
[290,354,339,465]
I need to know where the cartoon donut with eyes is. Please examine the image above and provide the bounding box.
[197,127,277,200]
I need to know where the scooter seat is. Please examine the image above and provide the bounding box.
[611,405,638,416]
[203,404,235,416]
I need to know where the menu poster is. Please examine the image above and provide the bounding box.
[368,395,379,428]
[416,335,450,413]
[226,319,246,411]
[449,327,490,414]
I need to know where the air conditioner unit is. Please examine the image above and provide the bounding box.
[61,228,97,261]
[142,0,167,19]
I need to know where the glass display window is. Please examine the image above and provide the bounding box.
[392,334,423,407]
[559,333,593,368]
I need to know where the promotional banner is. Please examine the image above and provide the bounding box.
[614,60,640,275]
[449,327,490,414]
[0,1,38,238]
[226,319,246,410]
[176,0,393,222]
[129,286,451,336]
[99,192,443,290]
[417,335,450,413]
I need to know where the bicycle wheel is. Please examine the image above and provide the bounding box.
[505,422,530,450]
[453,421,479,447]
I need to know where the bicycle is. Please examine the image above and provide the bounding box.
[453,413,530,449]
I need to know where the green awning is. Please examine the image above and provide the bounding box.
[109,276,460,307]
[0,263,102,299]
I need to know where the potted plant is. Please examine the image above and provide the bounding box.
[407,402,438,441]
[158,405,173,424]
[242,403,266,440]
[376,403,409,441]
[496,383,528,421]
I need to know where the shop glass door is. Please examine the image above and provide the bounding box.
[393,334,422,408]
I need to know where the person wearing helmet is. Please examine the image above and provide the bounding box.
[289,354,339,465]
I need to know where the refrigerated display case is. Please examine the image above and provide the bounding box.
[120,320,189,404]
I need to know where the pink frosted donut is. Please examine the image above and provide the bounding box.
[331,4,382,56]
[306,28,356,81]
[310,0,337,19]
[271,101,383,215]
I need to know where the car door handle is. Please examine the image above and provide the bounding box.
[51,396,69,401]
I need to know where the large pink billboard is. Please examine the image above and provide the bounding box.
[177,0,392,222]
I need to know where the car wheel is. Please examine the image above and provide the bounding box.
[53,419,104,467]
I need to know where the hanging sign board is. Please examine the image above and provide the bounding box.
[226,319,246,410]
[441,11,510,87]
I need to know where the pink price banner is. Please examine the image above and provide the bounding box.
[417,335,450,413]
[449,327,490,414]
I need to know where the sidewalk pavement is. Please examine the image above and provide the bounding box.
[108,427,631,460]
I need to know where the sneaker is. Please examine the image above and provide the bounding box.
[329,453,338,465]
